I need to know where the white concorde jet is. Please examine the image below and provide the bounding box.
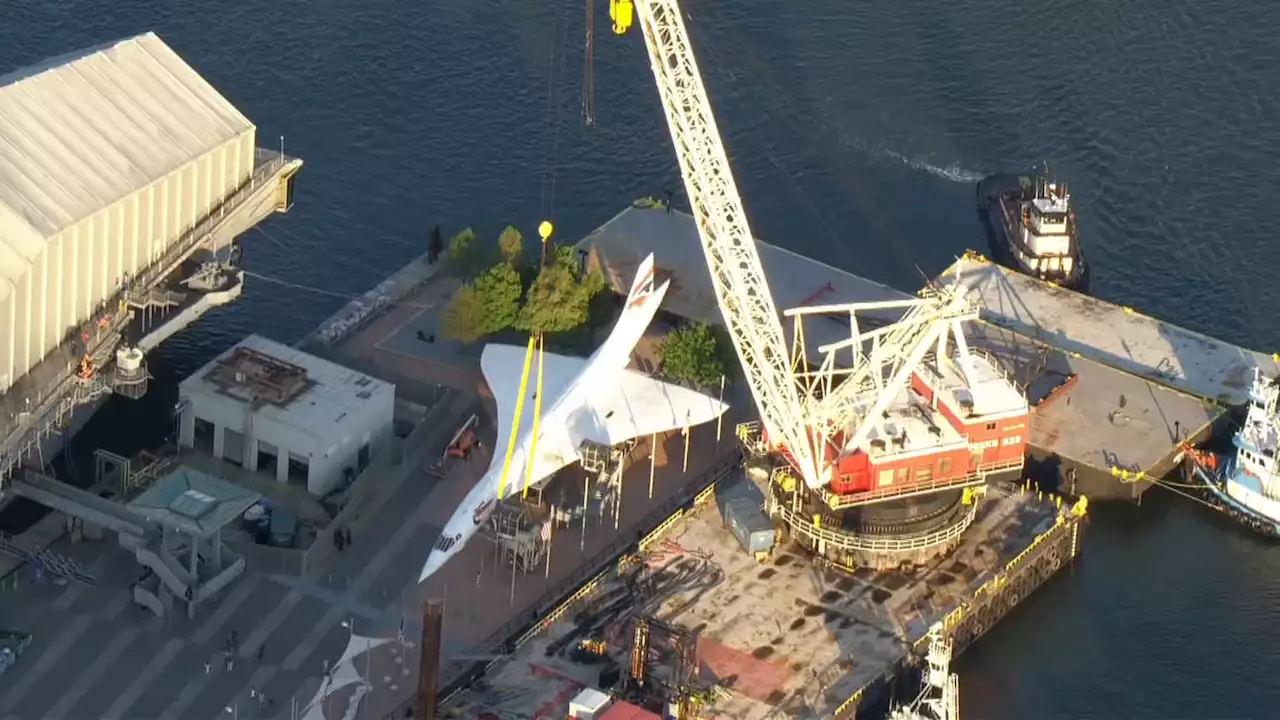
[418,253,729,582]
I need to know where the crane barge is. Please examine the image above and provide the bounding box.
[610,0,1029,565]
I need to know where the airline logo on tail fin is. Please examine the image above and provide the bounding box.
[626,254,658,310]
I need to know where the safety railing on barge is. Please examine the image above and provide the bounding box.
[776,499,978,554]
[828,488,1089,719]
[381,449,742,719]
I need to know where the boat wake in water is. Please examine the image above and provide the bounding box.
[878,147,985,183]
[835,130,984,183]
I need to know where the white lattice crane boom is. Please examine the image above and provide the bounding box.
[616,0,979,491]
[626,0,826,488]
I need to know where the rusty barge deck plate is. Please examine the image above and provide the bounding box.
[445,479,1069,720]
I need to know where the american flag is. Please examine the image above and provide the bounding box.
[540,521,552,542]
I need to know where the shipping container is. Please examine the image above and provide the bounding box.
[569,688,612,719]
[723,497,775,556]
[719,475,767,506]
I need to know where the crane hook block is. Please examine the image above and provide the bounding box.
[538,220,554,243]
[610,0,634,35]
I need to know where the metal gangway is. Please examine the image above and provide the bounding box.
[7,471,149,540]
[1,470,158,587]
[0,531,98,587]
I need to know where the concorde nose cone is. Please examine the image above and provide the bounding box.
[419,551,445,583]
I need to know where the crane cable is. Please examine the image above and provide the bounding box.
[584,0,597,126]
[539,16,566,224]
[496,334,539,500]
[501,224,557,503]
[523,332,547,499]
[502,10,565,506]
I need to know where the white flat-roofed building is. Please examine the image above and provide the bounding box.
[0,32,258,392]
[177,335,395,496]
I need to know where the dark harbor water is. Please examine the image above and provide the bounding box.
[4,0,1280,716]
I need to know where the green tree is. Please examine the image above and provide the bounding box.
[516,246,606,334]
[439,284,486,343]
[472,263,523,334]
[497,226,524,268]
[446,228,481,276]
[659,322,733,389]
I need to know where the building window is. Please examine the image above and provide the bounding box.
[985,422,997,431]
[939,458,953,475]
[878,469,894,487]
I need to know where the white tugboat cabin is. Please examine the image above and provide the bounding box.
[977,165,1088,291]
[1009,176,1078,279]
[1185,367,1280,535]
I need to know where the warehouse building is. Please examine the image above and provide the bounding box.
[0,32,258,393]
[177,335,396,497]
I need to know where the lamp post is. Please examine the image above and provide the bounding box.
[340,617,373,696]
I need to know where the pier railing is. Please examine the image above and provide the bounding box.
[127,148,291,302]
[0,149,296,489]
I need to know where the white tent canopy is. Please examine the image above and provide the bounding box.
[298,633,391,720]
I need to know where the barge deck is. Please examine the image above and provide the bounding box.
[969,325,1216,499]
[938,256,1279,407]
[444,474,1085,720]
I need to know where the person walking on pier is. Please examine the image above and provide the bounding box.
[428,225,443,264]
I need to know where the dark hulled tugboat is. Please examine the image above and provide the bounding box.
[976,164,1088,292]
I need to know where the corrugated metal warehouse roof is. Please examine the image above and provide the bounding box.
[0,31,255,303]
